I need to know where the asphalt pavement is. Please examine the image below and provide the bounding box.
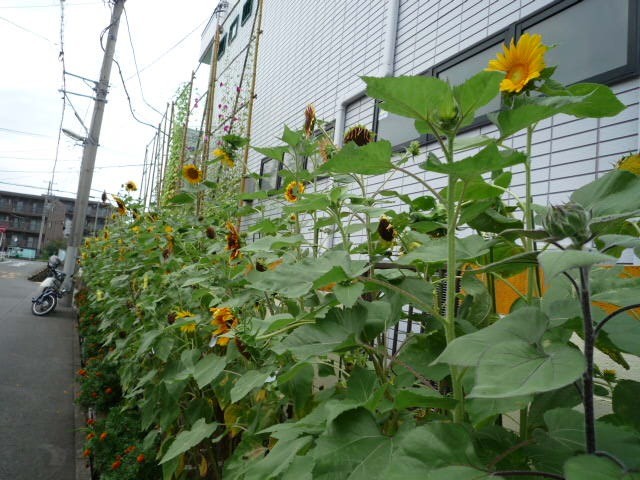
[0,259,79,480]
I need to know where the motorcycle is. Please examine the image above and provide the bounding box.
[31,256,70,316]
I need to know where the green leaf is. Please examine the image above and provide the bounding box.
[539,250,617,279]
[320,140,393,175]
[564,455,640,480]
[453,70,503,120]
[312,408,393,480]
[598,234,640,253]
[571,170,640,217]
[278,363,314,419]
[334,282,365,308]
[561,83,626,119]
[469,341,585,398]
[436,307,549,367]
[241,234,305,252]
[363,75,454,122]
[230,369,272,403]
[193,355,227,389]
[282,125,301,147]
[395,387,458,410]
[613,380,640,432]
[160,418,218,464]
[398,234,490,265]
[169,192,195,204]
[452,135,494,152]
[252,145,287,161]
[245,436,313,480]
[426,466,491,480]
[466,395,532,427]
[424,143,525,179]
[396,331,450,383]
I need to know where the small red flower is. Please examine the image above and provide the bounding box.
[136,453,145,463]
[91,392,99,399]
[104,387,113,395]
[86,418,96,426]
[83,449,91,457]
[124,445,136,454]
[86,433,95,440]
[99,432,108,441]
[111,460,122,470]
[77,369,87,377]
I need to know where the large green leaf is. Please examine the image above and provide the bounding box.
[312,408,394,480]
[423,143,525,179]
[320,140,393,175]
[435,307,549,367]
[245,436,313,480]
[466,395,532,427]
[363,75,453,122]
[252,145,287,161]
[230,369,272,403]
[160,418,219,464]
[453,70,503,121]
[613,380,640,432]
[334,282,365,308]
[396,331,450,383]
[398,234,490,265]
[561,83,626,118]
[241,234,305,252]
[572,170,640,217]
[469,341,584,398]
[564,455,640,480]
[539,250,617,279]
[278,363,314,419]
[395,387,458,411]
[193,354,227,389]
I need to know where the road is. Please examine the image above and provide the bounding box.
[0,259,77,480]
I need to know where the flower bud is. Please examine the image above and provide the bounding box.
[542,202,591,247]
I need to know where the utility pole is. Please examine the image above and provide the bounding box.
[63,0,125,286]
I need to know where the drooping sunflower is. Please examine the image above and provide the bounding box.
[124,180,137,192]
[344,125,373,146]
[210,307,239,346]
[284,181,305,202]
[486,33,548,93]
[617,153,640,175]
[112,195,126,215]
[304,104,316,137]
[225,221,242,260]
[213,148,234,168]
[377,215,396,242]
[318,138,337,163]
[179,322,197,333]
[182,164,203,184]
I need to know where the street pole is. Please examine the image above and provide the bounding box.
[63,0,125,286]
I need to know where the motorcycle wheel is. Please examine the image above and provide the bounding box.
[32,294,57,316]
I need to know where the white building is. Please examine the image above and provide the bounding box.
[199,0,639,250]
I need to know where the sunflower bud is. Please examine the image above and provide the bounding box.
[377,216,395,242]
[542,202,591,247]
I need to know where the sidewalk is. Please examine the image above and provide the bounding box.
[0,260,88,480]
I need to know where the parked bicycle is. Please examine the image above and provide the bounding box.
[31,255,71,316]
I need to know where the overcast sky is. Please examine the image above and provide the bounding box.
[0,0,215,202]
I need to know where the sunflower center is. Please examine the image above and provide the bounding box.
[506,64,527,86]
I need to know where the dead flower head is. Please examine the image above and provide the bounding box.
[225,221,242,260]
[377,215,395,242]
[344,125,373,146]
[304,104,316,137]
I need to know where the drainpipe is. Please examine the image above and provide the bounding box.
[332,0,399,147]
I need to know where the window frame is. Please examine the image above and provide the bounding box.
[241,0,253,26]
[258,157,281,192]
[217,34,227,60]
[229,16,239,44]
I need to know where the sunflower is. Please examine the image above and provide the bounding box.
[124,180,137,192]
[344,125,373,146]
[113,196,126,215]
[377,215,395,242]
[318,138,337,163]
[213,148,234,168]
[225,221,242,260]
[284,181,305,202]
[617,153,640,175]
[180,322,197,333]
[210,307,239,346]
[175,309,194,319]
[486,33,548,93]
[182,164,203,184]
[304,104,316,137]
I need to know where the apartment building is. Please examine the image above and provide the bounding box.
[0,190,110,253]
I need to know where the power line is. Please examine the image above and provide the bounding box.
[0,180,103,199]
[0,15,57,44]
[0,127,51,137]
[0,2,97,8]
[122,5,163,116]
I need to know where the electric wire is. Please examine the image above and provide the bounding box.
[0,127,50,137]
[0,15,57,44]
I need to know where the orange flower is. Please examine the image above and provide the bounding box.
[86,433,95,440]
[99,432,108,441]
[210,307,239,346]
[111,460,122,470]
[83,449,92,458]
[77,369,87,377]
[124,445,137,454]
[225,221,242,260]
[104,387,113,395]
[86,418,96,426]
[136,453,145,463]
[486,33,548,93]
[284,181,305,202]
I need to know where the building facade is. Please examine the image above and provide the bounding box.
[0,190,110,253]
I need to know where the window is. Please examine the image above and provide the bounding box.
[217,34,227,60]
[520,0,635,86]
[259,158,280,191]
[229,16,239,44]
[241,0,253,26]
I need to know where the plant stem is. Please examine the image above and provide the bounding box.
[444,134,464,423]
[491,471,564,479]
[579,266,596,454]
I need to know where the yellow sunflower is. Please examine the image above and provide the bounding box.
[213,148,234,168]
[486,33,548,93]
[284,181,305,202]
[113,196,126,215]
[124,180,137,192]
[617,153,640,175]
[179,322,197,333]
[210,307,239,346]
[182,164,203,184]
